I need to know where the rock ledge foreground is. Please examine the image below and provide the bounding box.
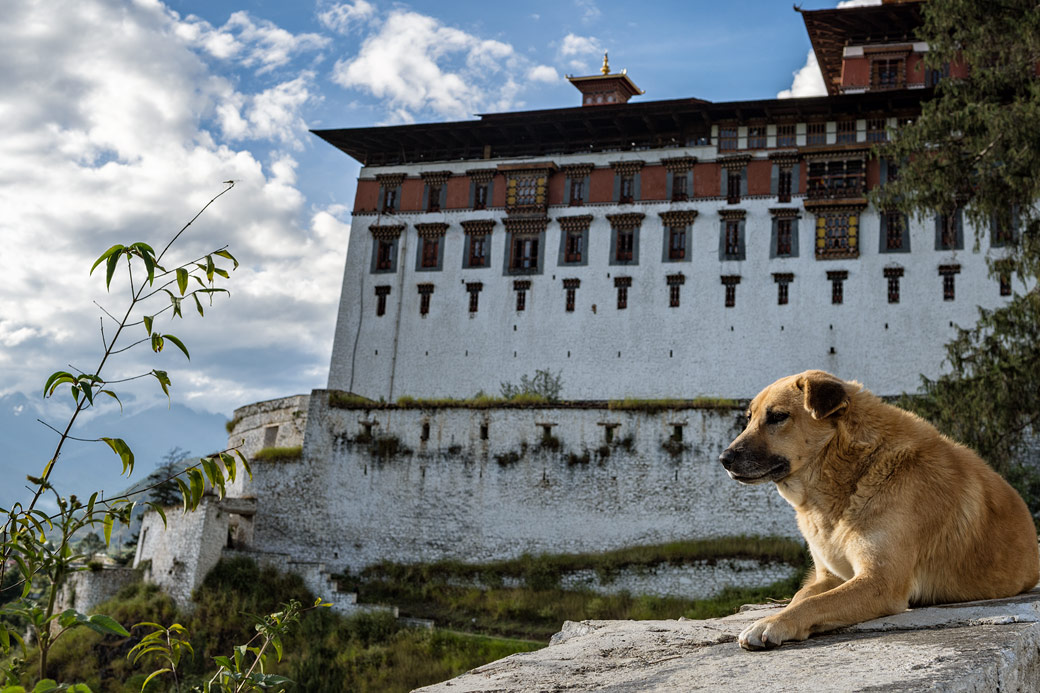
[415,590,1040,692]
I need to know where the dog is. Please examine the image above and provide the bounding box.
[720,370,1039,650]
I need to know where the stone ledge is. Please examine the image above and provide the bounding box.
[415,589,1040,692]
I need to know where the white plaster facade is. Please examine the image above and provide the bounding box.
[327,143,1012,403]
[228,392,800,574]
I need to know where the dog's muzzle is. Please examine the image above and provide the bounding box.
[719,446,791,484]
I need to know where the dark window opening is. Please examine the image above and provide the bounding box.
[619,175,635,203]
[668,227,686,260]
[614,276,631,310]
[777,281,789,305]
[381,187,398,213]
[514,280,529,312]
[473,183,488,210]
[569,178,585,206]
[418,283,434,316]
[725,220,741,256]
[671,173,688,201]
[421,422,430,441]
[827,271,848,305]
[468,235,487,267]
[565,231,583,263]
[563,279,580,313]
[884,268,903,305]
[939,265,960,301]
[806,122,826,146]
[872,58,904,90]
[669,285,681,307]
[719,126,738,151]
[480,423,489,440]
[885,211,905,250]
[510,236,539,272]
[807,159,865,199]
[721,276,740,308]
[776,123,796,147]
[726,170,742,204]
[776,219,792,256]
[867,118,888,143]
[836,119,857,144]
[376,240,394,270]
[671,424,683,442]
[375,285,390,316]
[420,238,439,268]
[939,212,958,249]
[466,282,482,313]
[747,126,767,149]
[1000,273,1012,296]
[777,167,792,202]
[263,425,278,448]
[615,229,634,262]
[426,185,442,212]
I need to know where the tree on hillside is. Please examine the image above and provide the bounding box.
[144,445,192,507]
[876,0,1040,509]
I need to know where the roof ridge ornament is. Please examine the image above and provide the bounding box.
[602,51,610,75]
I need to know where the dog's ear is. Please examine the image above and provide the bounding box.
[796,372,849,420]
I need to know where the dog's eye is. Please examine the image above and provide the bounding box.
[766,410,789,426]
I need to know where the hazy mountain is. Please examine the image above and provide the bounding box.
[1,392,228,510]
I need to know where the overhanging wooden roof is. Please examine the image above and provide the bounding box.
[312,90,927,167]
[801,2,924,95]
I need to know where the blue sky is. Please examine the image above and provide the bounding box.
[0,0,869,505]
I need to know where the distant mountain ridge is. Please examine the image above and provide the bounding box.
[1,391,228,509]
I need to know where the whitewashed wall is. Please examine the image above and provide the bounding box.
[231,392,800,574]
[327,146,1011,402]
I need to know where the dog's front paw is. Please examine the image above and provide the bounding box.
[738,616,806,651]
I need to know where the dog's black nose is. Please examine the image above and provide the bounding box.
[719,447,736,469]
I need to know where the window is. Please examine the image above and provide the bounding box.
[939,265,960,301]
[836,120,857,144]
[473,183,489,209]
[381,187,398,213]
[426,184,442,212]
[614,276,631,309]
[375,285,391,316]
[505,171,549,213]
[420,238,439,268]
[466,282,482,313]
[807,122,826,146]
[872,58,904,90]
[725,221,741,256]
[774,273,793,305]
[564,231,583,263]
[827,270,848,305]
[726,168,743,204]
[747,126,767,149]
[991,208,1018,247]
[776,123,797,147]
[671,172,688,201]
[616,229,634,261]
[867,118,888,143]
[515,177,538,206]
[666,274,684,308]
[469,235,487,267]
[807,159,865,199]
[376,241,394,270]
[815,211,860,259]
[776,219,792,256]
[1000,272,1012,296]
[418,283,434,316]
[884,211,907,251]
[619,175,635,203]
[511,236,539,272]
[569,177,585,205]
[668,227,686,260]
[884,267,903,304]
[777,167,792,203]
[719,126,738,151]
[563,278,580,312]
[721,275,740,308]
[514,280,530,311]
[936,209,963,250]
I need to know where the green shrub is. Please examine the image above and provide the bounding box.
[253,445,303,462]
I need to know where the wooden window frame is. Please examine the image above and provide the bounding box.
[719,126,738,152]
[747,126,767,149]
[827,270,848,305]
[806,122,826,146]
[375,285,391,316]
[466,282,482,313]
[776,218,792,256]
[836,120,857,144]
[564,230,583,263]
[668,227,686,260]
[776,123,796,147]
[614,276,631,310]
[420,237,439,268]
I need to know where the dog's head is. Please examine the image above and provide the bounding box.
[719,370,853,484]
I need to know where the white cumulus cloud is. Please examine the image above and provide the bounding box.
[559,33,602,72]
[777,50,827,99]
[528,65,560,84]
[317,0,376,34]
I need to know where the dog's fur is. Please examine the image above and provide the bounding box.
[720,370,1039,650]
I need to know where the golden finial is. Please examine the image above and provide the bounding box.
[601,51,610,75]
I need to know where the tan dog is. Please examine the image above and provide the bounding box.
[720,370,1039,650]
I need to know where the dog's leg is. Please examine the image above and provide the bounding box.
[739,572,909,650]
[788,570,844,606]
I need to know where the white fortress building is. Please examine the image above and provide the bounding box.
[314,0,1014,402]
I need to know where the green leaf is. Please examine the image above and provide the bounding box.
[151,333,164,353]
[214,249,239,269]
[176,267,189,295]
[192,292,204,316]
[143,315,153,336]
[163,334,190,360]
[58,609,80,629]
[151,369,171,399]
[147,502,167,529]
[99,389,123,413]
[31,680,59,693]
[44,370,75,397]
[90,244,124,275]
[84,614,131,637]
[187,468,204,507]
[140,668,171,691]
[174,477,192,512]
[100,437,135,476]
[105,251,121,291]
[213,656,232,669]
[205,255,216,282]
[102,513,113,546]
